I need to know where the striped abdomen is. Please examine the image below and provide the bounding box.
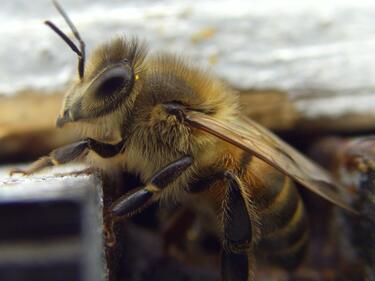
[249,163,309,270]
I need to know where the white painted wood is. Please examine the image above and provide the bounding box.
[1,0,375,120]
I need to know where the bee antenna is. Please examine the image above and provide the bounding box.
[45,0,86,80]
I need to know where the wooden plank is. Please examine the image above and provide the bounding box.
[2,1,375,161]
[1,0,375,132]
[2,1,375,96]
[0,92,78,162]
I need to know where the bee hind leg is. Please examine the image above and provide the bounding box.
[221,171,252,281]
[185,170,253,280]
[111,156,193,217]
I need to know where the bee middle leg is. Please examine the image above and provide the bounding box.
[10,138,125,175]
[111,156,193,217]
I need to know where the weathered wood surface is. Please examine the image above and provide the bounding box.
[1,0,375,134]
[0,166,106,281]
[2,0,375,95]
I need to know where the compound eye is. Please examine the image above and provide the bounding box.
[96,75,125,97]
[94,66,133,98]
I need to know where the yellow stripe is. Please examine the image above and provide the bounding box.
[267,197,304,237]
[261,176,292,211]
[145,183,159,193]
[270,176,290,206]
[258,178,301,233]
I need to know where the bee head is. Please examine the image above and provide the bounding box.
[56,37,147,128]
[46,1,147,129]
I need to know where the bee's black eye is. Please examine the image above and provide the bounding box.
[83,64,135,117]
[96,76,125,97]
[91,65,134,99]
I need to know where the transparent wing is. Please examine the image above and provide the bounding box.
[185,110,357,214]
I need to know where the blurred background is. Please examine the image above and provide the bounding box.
[1,1,375,281]
[2,0,375,163]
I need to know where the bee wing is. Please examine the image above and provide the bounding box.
[185,110,357,214]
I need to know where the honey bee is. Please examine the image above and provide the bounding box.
[11,2,357,280]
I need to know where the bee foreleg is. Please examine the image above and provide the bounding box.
[10,138,125,175]
[9,156,54,176]
[111,156,193,217]
[9,140,89,175]
[221,171,252,281]
[84,138,126,158]
[50,138,125,164]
